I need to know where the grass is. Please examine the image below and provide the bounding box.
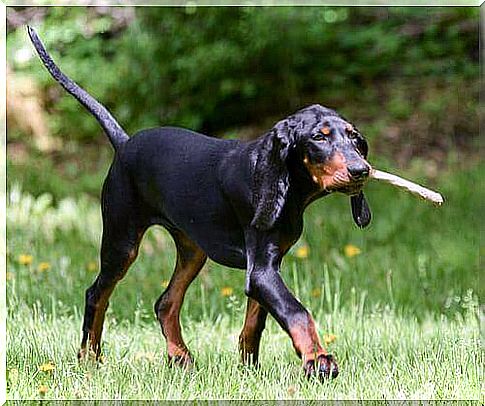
[7,299,481,400]
[6,159,483,400]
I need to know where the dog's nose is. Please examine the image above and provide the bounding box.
[347,162,370,180]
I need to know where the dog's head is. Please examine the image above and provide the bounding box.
[251,104,372,230]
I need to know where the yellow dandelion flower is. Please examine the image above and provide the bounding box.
[18,254,33,265]
[323,333,337,346]
[39,361,55,372]
[344,244,361,258]
[161,280,170,288]
[287,385,298,396]
[6,272,14,281]
[311,288,321,298]
[221,286,234,297]
[37,262,51,272]
[134,351,144,361]
[87,262,98,272]
[38,385,49,395]
[295,245,309,259]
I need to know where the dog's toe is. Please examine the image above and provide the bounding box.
[304,354,338,382]
[77,348,99,363]
[77,349,86,361]
[169,353,194,369]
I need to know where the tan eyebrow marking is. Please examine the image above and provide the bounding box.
[345,124,353,132]
[321,126,331,135]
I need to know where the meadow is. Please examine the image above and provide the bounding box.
[6,159,482,400]
[5,6,481,401]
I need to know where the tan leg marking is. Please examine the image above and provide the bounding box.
[156,233,207,367]
[288,313,328,364]
[239,298,268,365]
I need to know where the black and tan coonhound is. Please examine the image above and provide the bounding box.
[29,26,372,381]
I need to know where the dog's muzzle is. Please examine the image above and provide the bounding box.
[347,161,371,181]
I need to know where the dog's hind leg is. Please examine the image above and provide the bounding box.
[239,298,268,366]
[79,227,145,360]
[79,168,147,361]
[154,230,207,367]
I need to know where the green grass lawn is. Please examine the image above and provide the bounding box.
[6,162,483,400]
[7,301,481,400]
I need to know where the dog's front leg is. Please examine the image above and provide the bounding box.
[244,234,338,381]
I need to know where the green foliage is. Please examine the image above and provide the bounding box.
[8,7,479,142]
[7,145,111,201]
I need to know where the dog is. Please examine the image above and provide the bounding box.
[28,26,372,381]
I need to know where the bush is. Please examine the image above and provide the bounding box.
[7,7,478,143]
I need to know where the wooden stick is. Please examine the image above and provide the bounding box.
[370,169,444,206]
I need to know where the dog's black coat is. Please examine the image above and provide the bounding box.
[28,26,372,381]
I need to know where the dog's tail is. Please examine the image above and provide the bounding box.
[27,26,129,150]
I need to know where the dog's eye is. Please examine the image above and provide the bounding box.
[312,126,331,141]
[350,130,362,140]
[345,124,358,139]
[312,132,326,141]
[355,137,368,157]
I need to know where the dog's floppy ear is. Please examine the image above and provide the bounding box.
[350,191,371,228]
[250,120,293,230]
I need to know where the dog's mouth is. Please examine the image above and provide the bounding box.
[303,154,369,194]
[317,171,367,195]
[334,178,366,195]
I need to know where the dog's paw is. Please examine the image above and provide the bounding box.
[78,347,104,364]
[77,348,98,363]
[168,353,194,369]
[303,354,339,381]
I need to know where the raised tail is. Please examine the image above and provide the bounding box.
[27,26,129,150]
